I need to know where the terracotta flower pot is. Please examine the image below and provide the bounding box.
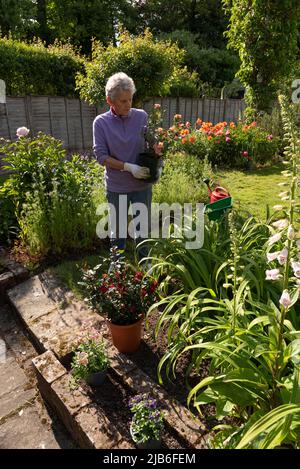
[107,316,144,353]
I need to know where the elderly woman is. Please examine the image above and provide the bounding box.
[93,72,156,261]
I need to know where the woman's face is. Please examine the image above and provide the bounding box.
[107,90,133,116]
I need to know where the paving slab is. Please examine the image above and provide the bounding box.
[0,405,61,449]
[8,276,57,324]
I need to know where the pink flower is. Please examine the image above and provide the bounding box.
[185,121,191,128]
[267,251,280,263]
[174,114,182,121]
[154,103,161,109]
[265,269,281,280]
[16,126,30,137]
[268,232,282,246]
[242,151,249,158]
[225,130,231,136]
[287,225,295,240]
[272,219,289,230]
[277,248,288,265]
[226,137,231,143]
[267,134,273,140]
[279,290,291,309]
[291,261,300,278]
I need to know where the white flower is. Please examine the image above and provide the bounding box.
[16,126,30,137]
[265,269,281,281]
[287,225,295,240]
[279,191,289,198]
[279,290,292,309]
[272,219,289,230]
[291,261,300,278]
[277,248,288,265]
[273,205,284,211]
[267,251,280,262]
[268,232,282,246]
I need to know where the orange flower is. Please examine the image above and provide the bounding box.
[189,137,195,143]
[230,122,236,128]
[180,129,189,135]
[196,118,203,126]
[174,114,182,120]
[207,136,213,141]
[181,137,187,143]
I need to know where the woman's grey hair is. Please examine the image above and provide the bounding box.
[105,72,136,101]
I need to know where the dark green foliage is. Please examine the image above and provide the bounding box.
[0,38,84,96]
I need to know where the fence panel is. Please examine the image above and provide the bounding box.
[0,95,245,174]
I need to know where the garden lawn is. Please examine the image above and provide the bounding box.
[215,162,286,221]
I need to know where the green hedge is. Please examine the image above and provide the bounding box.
[0,38,84,96]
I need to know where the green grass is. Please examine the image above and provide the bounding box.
[214,162,286,221]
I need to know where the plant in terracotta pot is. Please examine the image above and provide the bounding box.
[136,103,164,183]
[79,250,159,353]
[70,330,109,387]
[129,393,164,449]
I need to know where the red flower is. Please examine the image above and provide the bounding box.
[134,271,144,282]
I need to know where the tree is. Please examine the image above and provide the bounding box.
[223,0,300,117]
[133,0,229,49]
[158,29,240,93]
[0,0,34,39]
[46,0,138,55]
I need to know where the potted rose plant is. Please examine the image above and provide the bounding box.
[79,251,159,353]
[136,103,164,183]
[71,330,109,386]
[129,393,164,449]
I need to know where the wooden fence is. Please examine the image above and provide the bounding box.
[0,95,245,173]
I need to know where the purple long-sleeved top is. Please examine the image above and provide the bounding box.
[93,108,152,193]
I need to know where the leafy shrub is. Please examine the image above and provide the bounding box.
[76,28,187,105]
[153,152,212,205]
[0,38,84,96]
[1,131,105,257]
[160,116,281,169]
[158,30,240,96]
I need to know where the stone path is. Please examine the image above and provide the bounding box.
[0,302,76,449]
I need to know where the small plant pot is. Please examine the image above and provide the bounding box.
[135,438,161,450]
[136,152,160,183]
[85,370,107,386]
[130,425,161,449]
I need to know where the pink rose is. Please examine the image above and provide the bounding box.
[16,127,30,137]
[225,137,231,143]
[154,103,161,109]
[242,151,249,157]
[267,134,273,140]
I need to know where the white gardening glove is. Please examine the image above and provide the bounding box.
[123,162,150,179]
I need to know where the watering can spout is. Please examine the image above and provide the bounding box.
[203,177,212,194]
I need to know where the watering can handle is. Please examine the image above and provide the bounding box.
[214,186,230,196]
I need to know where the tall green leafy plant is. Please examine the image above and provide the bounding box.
[222,0,300,117]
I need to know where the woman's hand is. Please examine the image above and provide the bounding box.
[124,162,150,179]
